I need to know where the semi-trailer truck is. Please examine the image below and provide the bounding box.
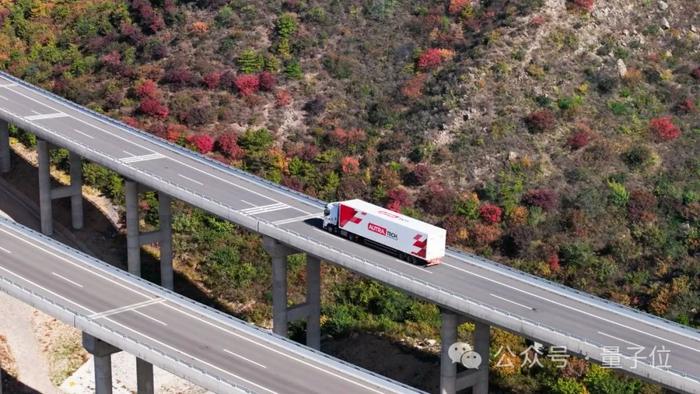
[322,199,447,266]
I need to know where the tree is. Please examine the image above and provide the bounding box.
[237,49,264,74]
[649,116,681,141]
[135,79,158,99]
[138,98,168,119]
[523,189,558,211]
[386,187,411,211]
[479,203,503,224]
[567,124,592,150]
[202,71,221,89]
[259,71,276,91]
[404,163,431,186]
[238,128,273,152]
[216,132,244,160]
[525,109,556,132]
[235,74,260,96]
[188,134,214,154]
[340,156,360,175]
[417,48,454,70]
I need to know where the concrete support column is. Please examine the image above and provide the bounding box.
[125,180,140,276]
[136,358,154,394]
[69,151,83,230]
[37,140,53,235]
[270,250,288,337]
[306,255,321,350]
[124,181,174,288]
[440,311,458,394]
[472,322,490,394]
[37,140,84,235]
[158,193,173,290]
[0,119,10,173]
[82,333,119,394]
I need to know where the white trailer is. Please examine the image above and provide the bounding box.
[322,199,446,265]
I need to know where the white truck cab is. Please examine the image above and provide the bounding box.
[322,202,339,230]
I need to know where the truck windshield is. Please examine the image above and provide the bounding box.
[323,207,330,216]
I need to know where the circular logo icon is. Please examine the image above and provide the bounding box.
[460,351,482,369]
[448,342,471,364]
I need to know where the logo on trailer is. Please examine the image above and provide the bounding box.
[339,204,366,227]
[368,222,398,240]
[411,234,427,258]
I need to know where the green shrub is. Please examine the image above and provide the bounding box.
[276,13,298,39]
[238,128,273,152]
[82,163,123,202]
[549,378,587,394]
[622,145,654,170]
[201,247,257,293]
[285,59,303,79]
[608,180,630,207]
[237,48,264,74]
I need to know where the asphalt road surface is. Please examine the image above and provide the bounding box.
[0,218,419,394]
[0,72,698,388]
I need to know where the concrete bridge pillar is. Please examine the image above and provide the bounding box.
[82,333,120,394]
[0,119,10,173]
[124,180,174,289]
[440,310,490,394]
[37,140,84,235]
[136,358,154,394]
[263,236,322,349]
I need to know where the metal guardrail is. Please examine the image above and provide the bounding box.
[0,71,698,388]
[0,218,422,393]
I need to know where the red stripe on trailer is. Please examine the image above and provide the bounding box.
[411,234,427,258]
[339,204,364,227]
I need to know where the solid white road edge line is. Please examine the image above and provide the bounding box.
[0,246,11,253]
[444,261,700,353]
[0,226,152,298]
[159,302,386,394]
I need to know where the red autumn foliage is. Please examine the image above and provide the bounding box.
[281,175,304,192]
[417,48,445,70]
[166,123,186,142]
[570,0,594,11]
[327,127,367,146]
[448,0,470,15]
[525,109,556,132]
[529,15,546,27]
[130,0,165,33]
[164,67,194,86]
[548,254,560,272]
[340,156,360,174]
[692,67,700,80]
[523,189,558,211]
[259,71,277,91]
[479,203,503,224]
[386,187,411,212]
[187,134,214,154]
[136,79,159,99]
[401,73,428,99]
[567,125,592,150]
[216,132,245,160]
[649,116,681,141]
[275,89,292,107]
[234,74,260,96]
[100,51,122,72]
[628,189,657,223]
[675,98,696,114]
[202,71,222,89]
[417,181,456,216]
[471,223,502,247]
[138,98,169,119]
[405,163,431,186]
[122,117,140,128]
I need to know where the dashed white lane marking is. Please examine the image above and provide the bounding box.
[490,293,535,311]
[134,310,168,326]
[0,246,11,253]
[0,95,7,101]
[88,298,164,320]
[0,83,18,88]
[273,213,322,226]
[240,200,256,207]
[241,203,288,215]
[598,331,643,348]
[0,226,152,299]
[25,112,69,121]
[122,150,136,157]
[223,349,267,368]
[178,173,204,186]
[443,261,700,353]
[51,272,83,288]
[160,302,385,393]
[71,128,94,139]
[120,153,165,164]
